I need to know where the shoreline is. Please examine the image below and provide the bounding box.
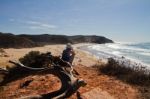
[1,43,149,69]
[78,44,150,70]
[1,43,149,70]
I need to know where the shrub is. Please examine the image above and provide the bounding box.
[0,48,5,53]
[98,58,150,86]
[0,51,53,85]
[19,51,52,68]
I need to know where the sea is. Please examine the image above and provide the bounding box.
[80,42,150,69]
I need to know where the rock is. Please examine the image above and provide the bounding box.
[20,79,33,88]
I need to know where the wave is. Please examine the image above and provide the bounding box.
[139,52,150,56]
[106,43,150,52]
[80,42,150,68]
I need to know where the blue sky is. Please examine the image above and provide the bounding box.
[0,0,150,42]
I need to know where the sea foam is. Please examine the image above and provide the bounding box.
[80,42,150,69]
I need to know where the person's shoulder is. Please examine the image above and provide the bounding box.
[72,50,75,54]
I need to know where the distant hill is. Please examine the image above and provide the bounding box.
[69,35,113,44]
[0,33,37,48]
[0,32,113,48]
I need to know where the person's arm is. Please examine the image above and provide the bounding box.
[71,50,75,56]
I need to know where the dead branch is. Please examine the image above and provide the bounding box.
[0,60,86,99]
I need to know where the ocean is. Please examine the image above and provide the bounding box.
[80,42,150,69]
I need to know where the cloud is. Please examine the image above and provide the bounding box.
[25,21,57,30]
[9,18,15,22]
[40,24,56,29]
[29,26,43,30]
[26,21,41,25]
[7,18,57,31]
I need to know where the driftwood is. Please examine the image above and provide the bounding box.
[0,68,8,75]
[0,60,86,99]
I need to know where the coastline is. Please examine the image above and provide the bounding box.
[1,43,149,69]
[79,43,150,70]
[0,44,149,99]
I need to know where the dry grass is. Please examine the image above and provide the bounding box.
[94,57,150,99]
[0,48,8,57]
[96,58,150,86]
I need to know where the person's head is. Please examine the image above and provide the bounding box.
[66,43,73,50]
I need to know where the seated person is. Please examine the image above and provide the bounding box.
[61,43,75,65]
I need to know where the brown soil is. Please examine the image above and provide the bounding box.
[0,65,141,99]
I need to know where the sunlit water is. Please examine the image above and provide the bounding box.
[80,42,150,69]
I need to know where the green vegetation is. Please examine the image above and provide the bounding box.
[19,51,52,68]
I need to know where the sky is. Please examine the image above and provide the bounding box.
[0,0,150,42]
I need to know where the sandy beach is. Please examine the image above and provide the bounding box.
[0,44,147,99]
[0,44,98,68]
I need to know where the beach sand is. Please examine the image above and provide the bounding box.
[0,44,143,99]
[0,44,98,68]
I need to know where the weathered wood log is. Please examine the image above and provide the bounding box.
[0,68,8,75]
[0,61,87,99]
[0,68,8,82]
[0,60,54,85]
